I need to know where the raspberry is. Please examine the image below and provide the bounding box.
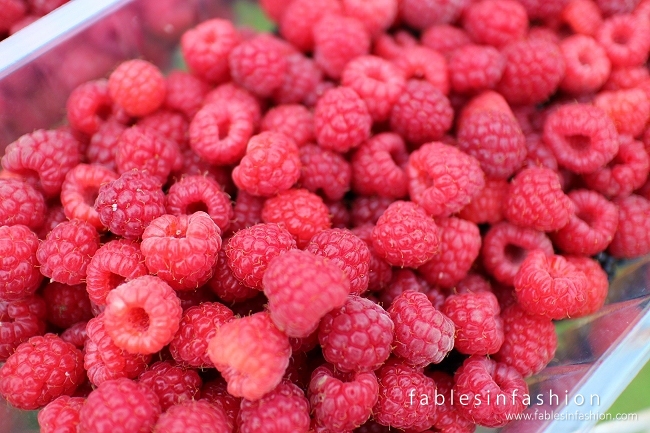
[79,378,161,433]
[167,176,233,234]
[154,400,231,433]
[421,24,472,55]
[104,275,182,354]
[609,194,650,258]
[448,45,506,94]
[559,35,611,95]
[38,395,85,433]
[594,88,650,137]
[42,282,92,329]
[373,30,419,60]
[566,256,609,317]
[203,82,263,125]
[379,268,432,308]
[514,250,588,319]
[189,102,255,166]
[453,356,528,427]
[350,195,394,227]
[207,312,291,401]
[314,86,372,153]
[238,381,311,433]
[0,334,84,410]
[458,177,509,224]
[309,365,378,431]
[225,223,296,290]
[163,70,210,120]
[597,0,639,15]
[169,302,234,368]
[603,66,650,91]
[0,178,46,229]
[596,14,650,68]
[108,60,166,117]
[171,149,233,191]
[562,0,603,36]
[1,129,81,197]
[86,120,125,172]
[232,132,301,197]
[481,221,554,285]
[180,18,241,83]
[273,53,323,105]
[261,188,331,248]
[137,110,189,148]
[260,104,314,147]
[84,314,151,386]
[138,361,202,411]
[94,169,166,239]
[0,295,46,361]
[427,371,476,433]
[201,379,241,430]
[351,133,408,199]
[372,201,440,268]
[36,219,100,285]
[0,0,25,32]
[60,321,87,349]
[66,79,114,135]
[463,0,528,47]
[318,295,394,372]
[259,0,289,21]
[313,14,371,80]
[551,189,619,255]
[408,141,485,217]
[373,361,437,430]
[298,143,351,201]
[497,38,565,105]
[351,224,393,292]
[207,249,259,303]
[0,225,42,301]
[263,249,349,337]
[279,0,342,52]
[60,163,118,229]
[418,217,482,289]
[542,103,619,174]
[389,291,455,366]
[229,35,289,98]
[115,126,181,184]
[341,0,397,36]
[399,0,469,29]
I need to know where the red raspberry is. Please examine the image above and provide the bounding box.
[596,14,650,68]
[104,275,182,354]
[42,282,92,329]
[189,102,255,166]
[86,120,125,172]
[108,60,166,117]
[259,0,289,21]
[373,361,437,431]
[389,291,455,366]
[341,0,397,36]
[453,356,528,427]
[201,379,241,431]
[154,400,231,433]
[497,38,565,105]
[372,201,440,268]
[136,110,189,148]
[207,312,291,401]
[94,169,166,239]
[263,249,349,337]
[166,175,233,233]
[418,217,481,289]
[36,219,100,285]
[238,381,310,433]
[514,250,588,319]
[84,314,151,386]
[229,35,289,98]
[232,132,301,197]
[60,321,87,349]
[171,149,233,191]
[468,1,528,47]
[115,126,181,184]
[66,79,114,135]
[594,88,650,137]
[350,195,394,227]
[458,177,509,224]
[0,225,42,301]
[38,395,84,433]
[169,302,234,368]
[609,194,650,258]
[279,0,342,52]
[0,295,46,361]
[408,141,485,217]
[421,24,472,55]
[309,365,378,431]
[207,249,259,303]
[79,378,161,433]
[203,82,263,125]
[163,71,210,119]
[596,0,639,15]
[298,143,351,201]
[603,66,650,91]
[138,361,202,411]
[448,45,506,94]
[0,178,45,229]
[325,199,350,229]
[551,189,619,256]
[373,30,419,60]
[482,221,554,285]
[351,133,408,199]
[273,53,323,105]
[260,104,314,147]
[380,269,433,308]
[562,0,603,36]
[559,35,611,95]
[524,133,560,171]
[1,129,81,197]
[351,224,393,292]
[314,86,372,153]
[313,14,371,80]
[399,0,469,29]
[60,163,118,229]
[427,371,476,433]
[566,256,609,317]
[542,103,619,174]
[261,188,331,248]
[0,334,84,410]
[228,190,265,235]
[318,295,393,372]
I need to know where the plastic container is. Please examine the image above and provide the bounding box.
[1,1,649,432]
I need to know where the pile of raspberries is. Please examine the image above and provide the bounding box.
[2,0,650,431]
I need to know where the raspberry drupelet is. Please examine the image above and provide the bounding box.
[298,143,352,201]
[60,163,118,229]
[314,86,372,153]
[237,381,311,433]
[154,400,232,433]
[351,132,409,199]
[0,177,46,229]
[108,59,166,117]
[0,295,46,361]
[38,395,85,433]
[138,361,202,411]
[0,225,43,301]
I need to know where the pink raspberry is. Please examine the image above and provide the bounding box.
[0,334,84,410]
[390,80,453,145]
[389,291,455,366]
[298,143,351,201]
[79,378,161,433]
[351,133,408,199]
[408,141,485,217]
[86,120,124,172]
[260,104,314,147]
[314,86,372,153]
[94,169,166,239]
[38,395,85,433]
[279,0,342,52]
[609,194,650,258]
[273,53,323,105]
[0,295,46,361]
[42,282,92,329]
[238,381,311,433]
[207,249,259,303]
[567,256,609,317]
[350,195,394,227]
[313,14,371,80]
[372,201,440,268]
[201,379,241,431]
[104,275,182,354]
[318,295,394,372]
[36,219,100,285]
[596,14,650,68]
[418,217,481,289]
[560,35,611,95]
[428,371,476,433]
[399,0,469,29]
[453,356,528,427]
[448,44,506,94]
[0,178,45,229]
[421,24,472,55]
[341,0,397,36]
[458,177,509,224]
[108,59,166,117]
[180,18,241,84]
[309,365,378,431]
[263,249,349,337]
[562,0,603,36]
[207,312,291,401]
[594,88,650,137]
[163,70,210,119]
[0,225,42,301]
[138,361,202,411]
[66,79,114,135]
[463,0,528,47]
[543,103,619,174]
[115,126,181,184]
[351,224,393,292]
[229,35,289,97]
[154,400,231,433]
